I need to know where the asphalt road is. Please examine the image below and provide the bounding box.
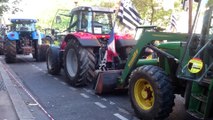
[0,55,189,120]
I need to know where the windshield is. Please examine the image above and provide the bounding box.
[92,11,113,34]
[13,23,36,31]
[67,11,113,34]
[177,0,213,81]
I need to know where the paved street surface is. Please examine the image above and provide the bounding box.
[0,55,190,120]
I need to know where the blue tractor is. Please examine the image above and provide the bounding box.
[4,18,48,63]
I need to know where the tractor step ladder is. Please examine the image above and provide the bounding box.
[187,78,213,119]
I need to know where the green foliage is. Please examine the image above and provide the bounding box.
[0,0,22,15]
[207,0,213,7]
[99,1,114,8]
[51,10,70,31]
[132,0,182,27]
[34,0,185,31]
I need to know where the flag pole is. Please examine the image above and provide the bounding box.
[188,0,192,34]
[98,0,122,71]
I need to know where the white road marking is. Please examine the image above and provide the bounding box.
[60,81,66,85]
[0,56,2,59]
[31,64,36,67]
[53,77,58,80]
[101,98,107,101]
[69,87,77,91]
[35,66,39,69]
[114,113,128,120]
[80,93,90,98]
[48,74,52,77]
[110,101,116,105]
[118,107,130,115]
[83,88,92,93]
[94,102,106,108]
[28,103,38,106]
[1,63,55,120]
[38,68,43,71]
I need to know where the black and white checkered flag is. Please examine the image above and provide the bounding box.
[117,0,142,29]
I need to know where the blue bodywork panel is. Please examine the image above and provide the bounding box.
[32,31,39,40]
[7,32,19,40]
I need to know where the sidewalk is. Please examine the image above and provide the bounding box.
[0,61,34,120]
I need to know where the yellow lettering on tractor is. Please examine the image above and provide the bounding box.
[128,49,138,67]
[152,34,170,38]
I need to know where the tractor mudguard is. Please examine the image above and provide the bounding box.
[78,38,101,47]
[64,34,101,47]
[116,39,137,48]
[7,32,19,40]
[32,31,39,40]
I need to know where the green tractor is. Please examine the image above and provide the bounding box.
[94,0,213,119]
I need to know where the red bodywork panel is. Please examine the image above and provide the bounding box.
[60,32,134,50]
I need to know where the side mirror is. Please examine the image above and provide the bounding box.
[56,16,62,24]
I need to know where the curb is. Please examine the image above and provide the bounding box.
[0,61,34,120]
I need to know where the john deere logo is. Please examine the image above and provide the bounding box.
[128,49,138,67]
[187,58,203,73]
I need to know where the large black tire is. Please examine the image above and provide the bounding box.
[4,40,16,63]
[64,39,96,86]
[129,65,175,120]
[46,46,61,75]
[0,42,4,55]
[37,45,49,62]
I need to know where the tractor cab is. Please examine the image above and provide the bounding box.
[67,6,113,35]
[10,18,37,32]
[52,6,116,43]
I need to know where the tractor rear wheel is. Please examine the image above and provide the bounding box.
[34,40,48,62]
[129,65,175,120]
[37,45,49,61]
[46,46,61,75]
[0,42,4,55]
[64,39,96,87]
[4,40,16,63]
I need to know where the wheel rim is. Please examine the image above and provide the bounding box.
[66,48,78,77]
[134,78,154,110]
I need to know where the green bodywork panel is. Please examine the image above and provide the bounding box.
[188,79,213,118]
[119,31,188,84]
[157,41,183,59]
[136,59,158,67]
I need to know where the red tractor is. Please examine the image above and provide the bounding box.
[46,6,136,86]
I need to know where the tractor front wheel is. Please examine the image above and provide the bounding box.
[46,46,61,75]
[4,40,16,63]
[129,65,175,120]
[64,39,96,86]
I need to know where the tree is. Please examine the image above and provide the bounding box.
[132,0,182,27]
[0,0,22,16]
[99,1,115,8]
